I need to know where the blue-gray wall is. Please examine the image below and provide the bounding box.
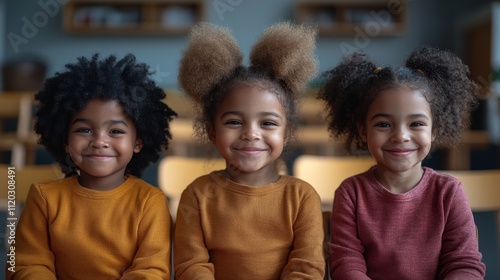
[2,0,479,89]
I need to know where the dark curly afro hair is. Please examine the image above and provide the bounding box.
[35,53,177,177]
[318,46,478,153]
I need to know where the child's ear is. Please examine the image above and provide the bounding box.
[206,124,216,143]
[134,138,143,153]
[64,139,70,153]
[357,123,367,142]
[283,129,291,147]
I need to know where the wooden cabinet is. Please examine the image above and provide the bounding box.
[63,0,204,35]
[464,17,492,131]
[462,3,500,143]
[295,0,407,36]
[466,19,492,99]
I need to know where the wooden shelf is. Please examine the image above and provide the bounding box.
[63,0,204,35]
[295,0,407,37]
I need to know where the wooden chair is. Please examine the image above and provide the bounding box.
[163,90,195,119]
[293,155,376,210]
[294,155,375,279]
[157,156,289,220]
[0,92,38,167]
[157,156,226,220]
[440,169,500,242]
[0,164,63,214]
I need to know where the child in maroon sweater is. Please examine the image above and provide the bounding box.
[319,46,486,279]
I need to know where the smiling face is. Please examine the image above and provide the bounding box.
[65,99,142,190]
[359,87,434,179]
[211,86,287,185]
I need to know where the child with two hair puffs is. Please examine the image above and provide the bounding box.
[320,47,486,279]
[174,22,326,279]
[7,53,176,279]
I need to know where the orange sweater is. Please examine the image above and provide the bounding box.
[7,176,172,280]
[174,171,325,279]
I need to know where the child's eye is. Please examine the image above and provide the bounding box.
[374,122,390,128]
[411,122,426,127]
[75,128,92,134]
[262,121,278,127]
[109,129,125,135]
[225,120,242,126]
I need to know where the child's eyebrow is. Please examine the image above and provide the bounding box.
[221,111,284,119]
[370,113,430,120]
[408,113,430,120]
[369,113,391,120]
[71,118,129,126]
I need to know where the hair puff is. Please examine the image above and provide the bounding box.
[405,46,478,147]
[178,22,243,103]
[318,52,382,151]
[250,22,317,97]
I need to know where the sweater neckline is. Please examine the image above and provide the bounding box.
[69,175,135,199]
[368,167,431,200]
[210,171,288,195]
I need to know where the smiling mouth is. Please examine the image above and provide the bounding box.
[385,149,415,156]
[86,155,114,160]
[235,148,266,155]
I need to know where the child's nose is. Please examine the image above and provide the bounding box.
[241,124,260,141]
[391,126,411,142]
[90,132,110,148]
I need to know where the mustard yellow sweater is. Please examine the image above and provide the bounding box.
[174,171,325,279]
[7,175,172,280]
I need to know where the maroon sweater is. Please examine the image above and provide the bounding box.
[329,167,485,280]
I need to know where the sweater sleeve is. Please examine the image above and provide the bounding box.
[438,181,485,279]
[281,185,325,279]
[174,187,215,280]
[6,184,57,280]
[328,184,370,280]
[121,190,172,280]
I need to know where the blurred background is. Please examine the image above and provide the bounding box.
[1,0,499,279]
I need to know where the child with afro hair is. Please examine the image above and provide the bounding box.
[319,46,486,279]
[173,22,325,279]
[7,53,176,279]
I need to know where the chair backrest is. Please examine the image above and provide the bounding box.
[163,90,195,119]
[440,169,500,243]
[293,155,376,208]
[158,156,226,220]
[440,169,500,212]
[0,92,36,167]
[0,164,64,216]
